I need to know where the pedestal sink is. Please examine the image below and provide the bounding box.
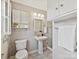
[35,36,47,54]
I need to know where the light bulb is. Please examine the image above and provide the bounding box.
[33,13,37,16]
[41,14,44,17]
[38,13,41,17]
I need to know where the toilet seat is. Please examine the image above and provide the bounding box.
[15,49,28,59]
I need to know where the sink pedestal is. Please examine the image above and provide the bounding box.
[35,36,47,54]
[38,40,43,54]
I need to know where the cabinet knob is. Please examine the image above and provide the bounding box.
[60,4,63,7]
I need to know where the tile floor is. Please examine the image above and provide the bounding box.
[10,46,77,59]
[10,49,52,59]
[53,46,77,59]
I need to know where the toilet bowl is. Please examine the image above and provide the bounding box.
[15,39,28,59]
[15,49,28,59]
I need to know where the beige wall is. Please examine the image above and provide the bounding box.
[1,41,8,59]
[1,37,10,59]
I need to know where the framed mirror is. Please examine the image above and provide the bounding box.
[34,19,43,33]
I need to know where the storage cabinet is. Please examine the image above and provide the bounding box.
[12,9,20,23]
[21,11,29,24]
[12,9,29,28]
[48,0,77,20]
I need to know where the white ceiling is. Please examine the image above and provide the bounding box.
[12,0,47,11]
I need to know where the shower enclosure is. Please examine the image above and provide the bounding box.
[47,21,52,49]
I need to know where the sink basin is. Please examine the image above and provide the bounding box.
[35,36,47,40]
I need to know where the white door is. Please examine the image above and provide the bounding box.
[59,0,77,15]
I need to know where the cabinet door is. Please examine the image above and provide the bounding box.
[21,11,29,24]
[47,0,59,20]
[12,9,20,23]
[59,0,77,15]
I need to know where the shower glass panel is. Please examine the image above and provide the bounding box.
[47,21,52,48]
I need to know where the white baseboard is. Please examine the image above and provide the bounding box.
[29,47,53,54]
[47,47,53,51]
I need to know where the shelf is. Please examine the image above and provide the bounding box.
[12,22,29,28]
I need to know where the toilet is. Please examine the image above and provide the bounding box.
[15,39,28,59]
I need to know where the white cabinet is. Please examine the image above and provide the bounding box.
[48,0,77,20]
[13,9,20,23]
[21,11,29,24]
[12,9,29,28]
[12,9,29,24]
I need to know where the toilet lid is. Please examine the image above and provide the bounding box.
[16,49,28,59]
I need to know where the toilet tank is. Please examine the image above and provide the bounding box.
[15,39,27,51]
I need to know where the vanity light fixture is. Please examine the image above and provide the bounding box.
[33,12,45,19]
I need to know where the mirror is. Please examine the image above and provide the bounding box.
[34,19,43,34]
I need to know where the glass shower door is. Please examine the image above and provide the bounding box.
[47,21,52,49]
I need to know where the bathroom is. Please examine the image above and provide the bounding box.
[1,0,52,59]
[1,0,77,59]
